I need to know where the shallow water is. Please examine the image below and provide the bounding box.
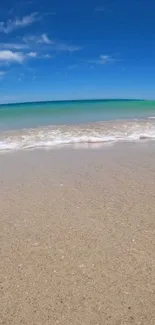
[0,99,155,151]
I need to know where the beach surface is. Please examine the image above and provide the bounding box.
[0,143,155,325]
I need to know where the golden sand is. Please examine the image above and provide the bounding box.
[0,144,155,324]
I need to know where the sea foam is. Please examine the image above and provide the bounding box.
[0,119,155,151]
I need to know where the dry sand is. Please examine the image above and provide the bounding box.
[0,143,155,325]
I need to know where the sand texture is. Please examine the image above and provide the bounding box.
[0,144,155,325]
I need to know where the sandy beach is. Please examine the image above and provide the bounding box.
[0,143,155,325]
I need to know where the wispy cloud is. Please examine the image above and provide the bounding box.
[0,24,81,67]
[23,34,81,52]
[100,55,113,63]
[0,39,54,63]
[0,43,29,50]
[55,43,81,52]
[42,54,52,58]
[41,34,52,44]
[27,51,37,57]
[88,55,114,64]
[0,12,39,34]
[0,34,53,55]
[24,33,53,45]
[28,52,52,59]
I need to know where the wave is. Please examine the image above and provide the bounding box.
[0,120,155,151]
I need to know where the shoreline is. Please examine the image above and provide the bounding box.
[1,144,155,324]
[0,118,155,152]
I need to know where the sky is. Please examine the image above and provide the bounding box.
[0,0,155,103]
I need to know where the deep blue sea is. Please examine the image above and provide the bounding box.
[0,99,155,151]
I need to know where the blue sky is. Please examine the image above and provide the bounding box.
[0,0,155,103]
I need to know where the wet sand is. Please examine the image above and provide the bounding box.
[0,143,155,325]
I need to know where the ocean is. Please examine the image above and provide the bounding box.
[0,99,155,151]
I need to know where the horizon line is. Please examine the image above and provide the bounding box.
[0,98,149,106]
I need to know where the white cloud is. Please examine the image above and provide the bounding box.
[0,50,25,63]
[0,49,40,67]
[26,51,52,59]
[27,51,37,57]
[88,55,114,64]
[0,48,52,66]
[26,52,52,59]
[0,12,39,33]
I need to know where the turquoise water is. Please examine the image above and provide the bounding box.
[0,99,155,150]
[0,99,155,131]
